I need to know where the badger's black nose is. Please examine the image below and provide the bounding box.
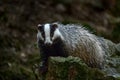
[45,42,52,46]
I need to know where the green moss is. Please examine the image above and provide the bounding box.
[44,56,105,80]
[35,56,120,80]
[0,63,35,80]
[27,53,40,66]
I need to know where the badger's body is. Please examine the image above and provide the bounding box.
[37,23,105,73]
[57,24,104,68]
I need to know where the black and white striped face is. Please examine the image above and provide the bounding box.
[37,23,64,46]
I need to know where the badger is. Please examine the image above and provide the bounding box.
[37,23,105,74]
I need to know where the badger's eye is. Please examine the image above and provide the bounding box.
[50,24,57,37]
[37,24,45,39]
[51,23,58,29]
[39,30,45,40]
[38,24,43,30]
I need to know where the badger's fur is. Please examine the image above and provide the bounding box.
[37,23,105,73]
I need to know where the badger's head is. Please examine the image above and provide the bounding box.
[37,23,64,46]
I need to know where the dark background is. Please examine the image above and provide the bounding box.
[0,0,120,80]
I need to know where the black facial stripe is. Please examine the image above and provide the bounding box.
[41,31,45,40]
[50,24,56,38]
[38,25,45,40]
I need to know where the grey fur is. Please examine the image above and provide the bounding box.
[37,23,107,69]
[56,24,105,68]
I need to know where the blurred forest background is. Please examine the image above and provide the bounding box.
[0,0,120,80]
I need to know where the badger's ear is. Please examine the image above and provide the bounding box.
[51,23,58,28]
[37,24,43,29]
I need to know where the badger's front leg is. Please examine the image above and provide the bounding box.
[39,53,49,76]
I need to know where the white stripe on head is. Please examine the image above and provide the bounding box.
[37,31,44,41]
[44,24,52,44]
[52,28,64,41]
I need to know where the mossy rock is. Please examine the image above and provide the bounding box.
[36,56,120,80]
[39,56,105,80]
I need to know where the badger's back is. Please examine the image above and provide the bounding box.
[58,24,105,68]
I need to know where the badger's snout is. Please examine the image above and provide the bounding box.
[45,42,52,46]
[44,38,53,46]
[45,41,52,45]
